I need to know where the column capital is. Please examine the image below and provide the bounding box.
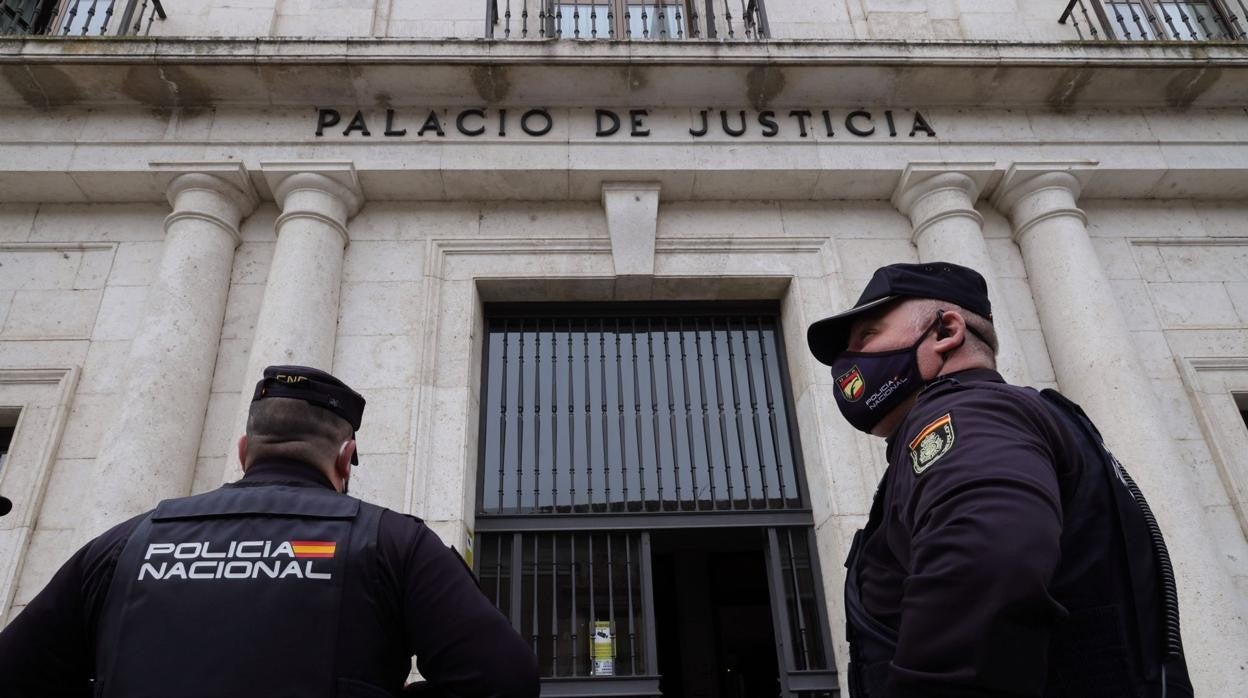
[989,162,1097,241]
[150,162,260,245]
[892,162,997,242]
[260,161,364,246]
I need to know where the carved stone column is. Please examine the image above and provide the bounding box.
[893,163,1028,384]
[82,163,257,536]
[227,163,363,475]
[993,162,1246,693]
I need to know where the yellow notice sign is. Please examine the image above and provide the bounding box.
[591,621,615,676]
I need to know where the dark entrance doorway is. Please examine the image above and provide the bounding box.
[653,529,779,698]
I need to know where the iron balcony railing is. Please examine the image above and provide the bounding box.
[0,0,164,37]
[487,0,767,40]
[1061,0,1248,41]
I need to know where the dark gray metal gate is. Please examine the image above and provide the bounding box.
[476,303,838,697]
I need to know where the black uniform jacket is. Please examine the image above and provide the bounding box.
[0,459,540,697]
[857,368,1134,697]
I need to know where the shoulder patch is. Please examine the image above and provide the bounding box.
[909,413,955,475]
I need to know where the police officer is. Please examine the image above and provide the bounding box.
[0,365,540,698]
[806,263,1192,698]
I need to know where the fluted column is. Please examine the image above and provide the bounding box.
[993,162,1246,693]
[227,163,363,475]
[82,163,257,536]
[893,163,1028,384]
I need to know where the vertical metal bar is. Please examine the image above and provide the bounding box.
[675,2,684,39]
[521,0,529,37]
[647,318,666,509]
[641,2,649,38]
[600,319,611,506]
[765,528,796,695]
[571,532,579,676]
[498,321,510,513]
[133,0,151,34]
[534,321,543,512]
[1088,0,1119,38]
[63,0,81,35]
[588,532,597,676]
[693,318,719,508]
[585,318,594,509]
[708,318,733,506]
[758,317,788,505]
[504,0,512,38]
[552,318,560,512]
[81,0,98,36]
[606,533,617,668]
[640,532,658,676]
[552,533,559,675]
[531,534,540,655]
[1232,0,1248,38]
[631,318,646,509]
[568,319,576,511]
[1127,1,1150,37]
[663,319,688,509]
[625,3,632,39]
[510,533,524,630]
[804,528,837,671]
[616,318,629,508]
[591,3,598,38]
[724,317,749,506]
[100,0,116,35]
[689,0,702,37]
[573,3,580,37]
[723,0,734,37]
[741,315,769,508]
[783,528,812,670]
[1078,0,1101,39]
[608,2,615,38]
[1108,1,1133,37]
[1159,3,1183,38]
[625,533,637,674]
[516,319,527,512]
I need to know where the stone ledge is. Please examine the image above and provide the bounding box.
[0,37,1246,109]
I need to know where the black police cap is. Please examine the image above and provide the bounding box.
[252,365,366,464]
[806,262,993,366]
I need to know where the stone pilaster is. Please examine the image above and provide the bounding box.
[227,162,363,475]
[82,163,257,537]
[893,163,1028,384]
[992,162,1248,690]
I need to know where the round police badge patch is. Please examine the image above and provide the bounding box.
[909,413,955,475]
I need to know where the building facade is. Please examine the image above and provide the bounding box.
[2,1,1248,695]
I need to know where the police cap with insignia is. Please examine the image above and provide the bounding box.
[806,262,993,366]
[251,365,366,464]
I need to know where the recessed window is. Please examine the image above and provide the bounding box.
[0,409,17,474]
[1236,394,1248,432]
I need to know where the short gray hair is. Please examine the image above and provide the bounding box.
[244,397,353,470]
[905,298,999,365]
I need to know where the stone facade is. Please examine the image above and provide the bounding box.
[2,1,1248,695]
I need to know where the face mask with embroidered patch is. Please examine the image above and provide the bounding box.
[830,314,944,434]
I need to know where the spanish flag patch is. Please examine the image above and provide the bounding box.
[908,413,955,475]
[291,541,337,559]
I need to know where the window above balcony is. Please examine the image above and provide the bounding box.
[488,0,767,41]
[0,0,164,37]
[1061,0,1248,41]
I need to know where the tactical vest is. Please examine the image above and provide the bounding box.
[844,387,1192,698]
[94,481,389,698]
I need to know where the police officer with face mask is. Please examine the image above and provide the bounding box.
[0,365,540,698]
[807,263,1191,698]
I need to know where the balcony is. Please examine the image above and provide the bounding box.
[0,0,164,36]
[487,0,767,41]
[1061,0,1248,41]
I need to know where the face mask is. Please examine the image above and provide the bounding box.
[830,315,942,434]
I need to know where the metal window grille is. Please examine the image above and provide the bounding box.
[475,304,837,696]
[478,304,805,520]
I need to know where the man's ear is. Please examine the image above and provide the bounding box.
[237,435,249,473]
[933,310,966,355]
[335,439,356,485]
